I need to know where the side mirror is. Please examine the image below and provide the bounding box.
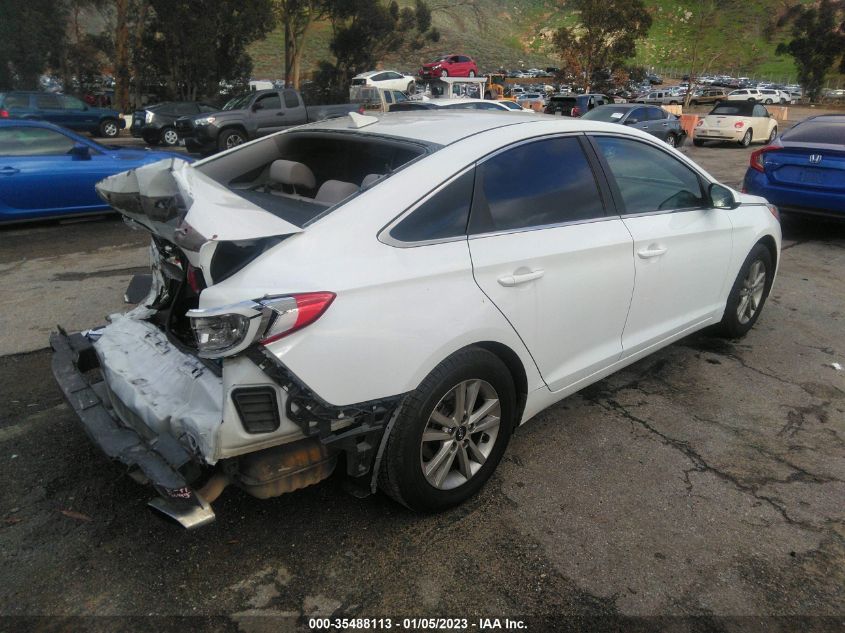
[251,101,263,111]
[624,118,639,125]
[709,183,739,209]
[70,143,91,161]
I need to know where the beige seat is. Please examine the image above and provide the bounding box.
[361,173,384,188]
[267,160,316,198]
[315,180,359,205]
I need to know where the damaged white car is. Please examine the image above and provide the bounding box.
[51,111,781,528]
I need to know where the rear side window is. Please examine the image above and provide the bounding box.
[3,94,30,108]
[35,94,61,110]
[593,136,704,213]
[470,137,604,234]
[390,169,474,243]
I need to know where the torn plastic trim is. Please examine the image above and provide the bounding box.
[245,346,406,480]
[95,158,303,250]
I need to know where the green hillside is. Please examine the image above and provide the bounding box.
[248,0,811,83]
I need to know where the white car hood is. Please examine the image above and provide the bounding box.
[96,158,303,248]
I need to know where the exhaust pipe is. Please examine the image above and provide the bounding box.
[147,473,230,529]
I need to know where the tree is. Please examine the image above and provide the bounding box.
[682,0,722,108]
[0,0,68,89]
[274,0,327,89]
[312,0,438,102]
[143,0,275,100]
[553,0,652,92]
[776,0,845,102]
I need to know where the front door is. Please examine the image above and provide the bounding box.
[589,135,733,357]
[467,135,635,392]
[251,92,285,136]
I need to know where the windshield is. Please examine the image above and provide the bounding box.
[581,106,630,122]
[222,93,252,111]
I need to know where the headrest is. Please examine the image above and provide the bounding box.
[315,180,359,204]
[361,173,384,188]
[269,160,316,189]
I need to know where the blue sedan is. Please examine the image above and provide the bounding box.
[744,114,845,220]
[0,119,190,224]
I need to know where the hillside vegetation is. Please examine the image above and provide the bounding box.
[249,0,809,83]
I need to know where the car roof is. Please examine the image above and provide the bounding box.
[425,98,497,106]
[301,111,561,145]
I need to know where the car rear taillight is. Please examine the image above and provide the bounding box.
[571,106,581,117]
[260,292,336,345]
[0,109,8,119]
[186,264,204,293]
[357,106,365,114]
[767,204,780,221]
[750,145,782,173]
[734,121,745,129]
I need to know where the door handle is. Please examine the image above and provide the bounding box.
[498,269,545,286]
[637,246,667,259]
[0,166,19,175]
[276,112,285,116]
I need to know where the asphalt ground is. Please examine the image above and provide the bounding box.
[0,110,843,633]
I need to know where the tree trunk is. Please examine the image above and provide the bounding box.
[284,19,293,87]
[115,0,130,113]
[131,1,149,110]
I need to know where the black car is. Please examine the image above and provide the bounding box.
[580,104,687,148]
[544,93,608,117]
[132,101,218,146]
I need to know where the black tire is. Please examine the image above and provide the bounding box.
[764,98,773,105]
[670,100,679,105]
[217,128,246,152]
[379,347,516,512]
[716,243,774,338]
[693,138,705,147]
[99,118,119,138]
[739,129,752,147]
[407,82,415,94]
[160,126,179,147]
[440,69,448,78]
[468,70,476,77]
[768,126,778,143]
[666,133,678,148]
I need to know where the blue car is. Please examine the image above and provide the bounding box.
[0,91,126,138]
[0,120,190,224]
[744,114,845,219]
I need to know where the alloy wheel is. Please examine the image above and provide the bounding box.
[226,133,244,149]
[420,379,501,490]
[737,260,766,324]
[103,122,118,137]
[162,129,179,145]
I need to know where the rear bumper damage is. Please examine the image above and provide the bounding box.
[50,328,217,528]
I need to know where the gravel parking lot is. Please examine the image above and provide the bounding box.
[1,111,844,631]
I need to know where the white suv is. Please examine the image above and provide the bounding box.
[52,112,782,528]
[727,88,763,102]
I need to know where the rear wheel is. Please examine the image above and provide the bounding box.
[764,98,773,104]
[666,133,678,148]
[717,244,773,338]
[99,118,119,138]
[739,129,752,147]
[468,70,476,78]
[160,127,179,146]
[379,347,515,511]
[693,138,705,147]
[440,69,448,78]
[407,82,415,94]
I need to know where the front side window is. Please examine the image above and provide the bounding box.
[470,137,604,234]
[256,93,281,110]
[61,96,86,110]
[0,127,75,156]
[628,107,649,123]
[647,107,667,121]
[593,136,705,214]
[390,169,474,242]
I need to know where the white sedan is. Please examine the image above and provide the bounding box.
[694,102,779,147]
[428,98,532,112]
[350,70,417,94]
[54,111,781,527]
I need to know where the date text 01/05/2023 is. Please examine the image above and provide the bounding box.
[308,617,528,630]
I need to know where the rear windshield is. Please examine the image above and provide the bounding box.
[710,104,754,116]
[197,131,429,227]
[783,119,845,145]
[581,106,630,122]
[550,97,577,104]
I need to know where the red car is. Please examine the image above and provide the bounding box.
[420,55,479,80]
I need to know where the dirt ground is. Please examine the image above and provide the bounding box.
[0,112,843,633]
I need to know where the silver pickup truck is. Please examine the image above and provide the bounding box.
[175,89,358,155]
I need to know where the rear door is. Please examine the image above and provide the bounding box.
[646,106,672,141]
[32,93,64,126]
[467,135,635,392]
[59,95,100,131]
[589,134,733,356]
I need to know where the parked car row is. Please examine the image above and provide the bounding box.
[0,91,125,138]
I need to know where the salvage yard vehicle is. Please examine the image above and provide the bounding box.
[419,54,479,80]
[132,101,219,146]
[174,88,358,155]
[390,98,531,113]
[350,70,417,97]
[544,93,608,117]
[0,119,189,223]
[694,102,778,147]
[632,90,681,106]
[51,111,781,528]
[0,91,125,138]
[581,104,686,147]
[688,88,728,106]
[743,114,845,220]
